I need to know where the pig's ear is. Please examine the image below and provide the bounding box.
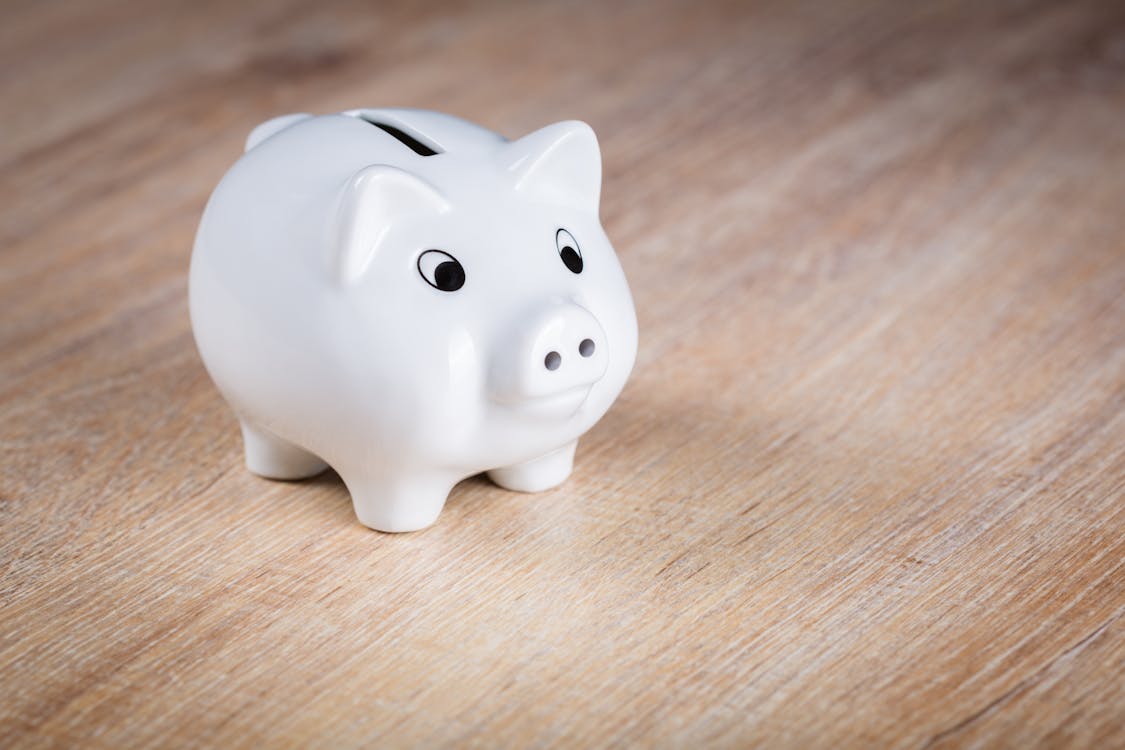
[333,165,450,285]
[504,121,601,213]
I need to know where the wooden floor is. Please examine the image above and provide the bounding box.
[3,0,1125,747]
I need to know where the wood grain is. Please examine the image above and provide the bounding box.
[2,0,1124,746]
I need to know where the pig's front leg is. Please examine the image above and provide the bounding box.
[343,471,456,533]
[487,440,577,493]
[240,420,328,480]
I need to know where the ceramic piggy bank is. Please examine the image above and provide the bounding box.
[189,108,637,532]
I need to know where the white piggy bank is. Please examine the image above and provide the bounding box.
[189,108,637,532]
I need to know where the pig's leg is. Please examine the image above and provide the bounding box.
[239,420,328,480]
[487,440,577,493]
[344,472,455,533]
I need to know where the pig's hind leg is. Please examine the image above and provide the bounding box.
[488,440,577,493]
[239,420,328,480]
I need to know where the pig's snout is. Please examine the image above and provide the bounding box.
[490,302,609,410]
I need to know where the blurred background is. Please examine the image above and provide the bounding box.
[5,0,1124,398]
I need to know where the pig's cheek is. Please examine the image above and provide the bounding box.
[443,325,486,432]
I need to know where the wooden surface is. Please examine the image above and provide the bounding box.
[2,0,1124,747]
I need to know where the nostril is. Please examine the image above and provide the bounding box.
[544,351,562,371]
[579,339,595,357]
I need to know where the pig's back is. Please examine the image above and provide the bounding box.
[188,115,412,424]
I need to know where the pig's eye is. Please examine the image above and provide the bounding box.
[417,249,465,292]
[556,228,583,274]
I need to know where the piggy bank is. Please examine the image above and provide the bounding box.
[189,108,637,532]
